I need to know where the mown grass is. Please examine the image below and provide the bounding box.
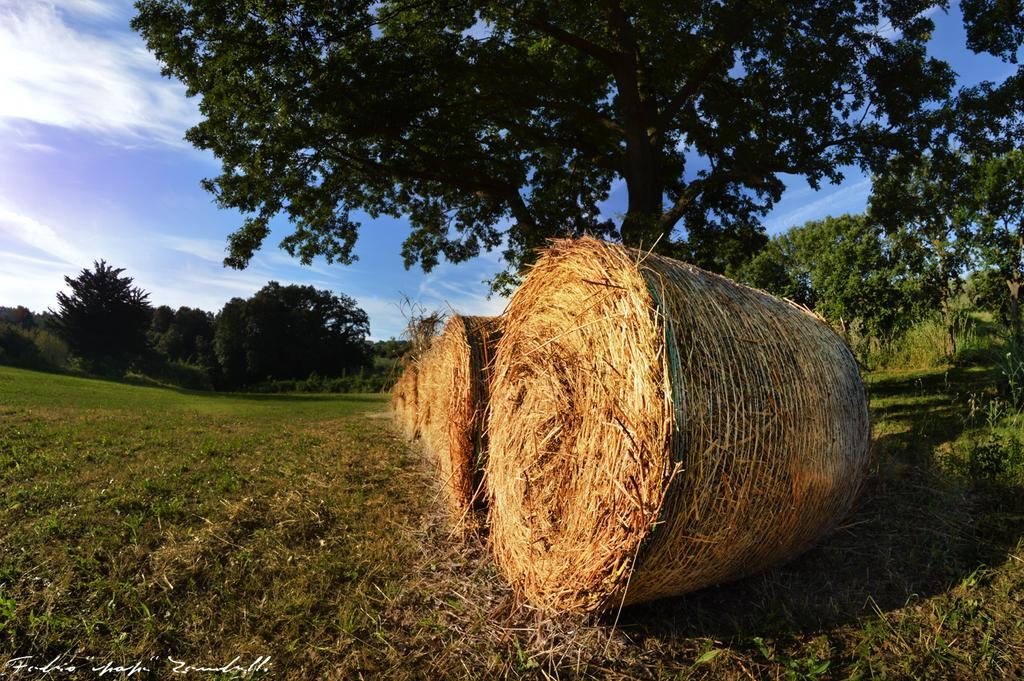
[1,363,1023,679]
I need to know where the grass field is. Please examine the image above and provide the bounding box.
[1,363,1023,679]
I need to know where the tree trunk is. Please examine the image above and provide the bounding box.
[616,93,662,248]
[1008,278,1021,343]
[620,170,663,247]
[605,6,662,249]
[941,293,955,359]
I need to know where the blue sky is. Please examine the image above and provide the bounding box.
[0,1,1015,339]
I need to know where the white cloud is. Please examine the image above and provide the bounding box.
[0,202,84,265]
[0,249,73,310]
[355,295,412,341]
[416,260,508,323]
[157,234,227,264]
[764,176,871,233]
[0,0,200,146]
[54,0,121,20]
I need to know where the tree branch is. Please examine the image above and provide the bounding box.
[653,44,734,140]
[532,97,625,136]
[517,15,622,69]
[657,168,771,236]
[324,141,538,230]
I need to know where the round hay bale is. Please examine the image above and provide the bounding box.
[487,238,871,614]
[390,364,419,440]
[421,315,502,526]
[389,369,405,420]
[414,345,441,451]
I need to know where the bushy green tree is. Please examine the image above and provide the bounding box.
[731,233,811,307]
[50,261,152,374]
[212,298,249,387]
[133,0,958,288]
[159,307,216,365]
[148,305,175,339]
[370,338,411,360]
[972,150,1024,339]
[868,153,975,355]
[0,306,34,329]
[736,214,920,346]
[146,305,219,377]
[212,282,370,387]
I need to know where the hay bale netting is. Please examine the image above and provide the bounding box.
[487,238,871,614]
[420,315,502,525]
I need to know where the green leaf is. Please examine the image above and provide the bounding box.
[694,649,722,665]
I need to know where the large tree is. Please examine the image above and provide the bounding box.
[133,0,957,287]
[149,305,218,367]
[50,260,153,374]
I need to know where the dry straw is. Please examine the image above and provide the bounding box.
[420,315,502,527]
[487,238,871,614]
[391,305,446,444]
[415,344,440,455]
[390,363,419,440]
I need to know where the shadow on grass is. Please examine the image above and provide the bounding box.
[612,366,1024,641]
[120,370,387,402]
[187,390,387,403]
[1,362,388,402]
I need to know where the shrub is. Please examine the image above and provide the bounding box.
[0,323,72,371]
[0,323,43,368]
[863,314,950,370]
[958,432,1024,482]
[864,310,992,371]
[248,371,395,394]
[999,340,1024,408]
[127,360,215,391]
[31,329,72,368]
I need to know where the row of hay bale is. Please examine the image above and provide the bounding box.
[390,237,871,616]
[390,315,503,531]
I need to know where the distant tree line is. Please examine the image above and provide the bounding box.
[0,264,408,392]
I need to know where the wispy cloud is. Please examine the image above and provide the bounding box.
[764,176,871,233]
[157,234,228,264]
[0,0,200,147]
[355,294,415,341]
[0,249,74,310]
[0,202,84,265]
[416,259,508,324]
[55,0,121,20]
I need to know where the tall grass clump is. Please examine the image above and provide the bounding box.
[866,310,987,370]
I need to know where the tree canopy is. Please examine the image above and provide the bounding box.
[148,305,218,368]
[133,0,960,288]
